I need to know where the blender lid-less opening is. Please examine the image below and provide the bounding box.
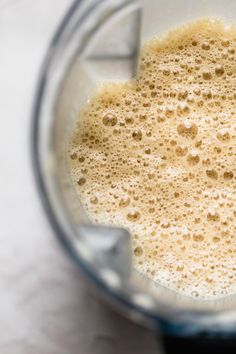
[31,0,236,337]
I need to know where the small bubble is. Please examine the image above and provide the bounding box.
[207,209,220,222]
[215,64,224,77]
[201,41,210,50]
[144,147,151,154]
[113,128,121,135]
[77,177,86,186]
[178,90,188,100]
[176,264,184,271]
[193,234,204,242]
[139,114,147,122]
[125,115,134,124]
[78,156,85,163]
[202,70,212,80]
[221,38,230,47]
[194,88,201,96]
[202,89,212,99]
[134,246,143,257]
[177,120,198,139]
[163,68,170,76]
[202,158,211,166]
[90,196,98,204]
[228,47,235,54]
[125,98,132,105]
[214,147,221,154]
[103,113,117,126]
[175,145,188,156]
[206,169,218,180]
[161,220,171,228]
[165,105,175,118]
[216,129,231,142]
[206,276,214,283]
[132,130,142,141]
[187,150,200,165]
[187,95,195,104]
[70,152,77,160]
[213,236,220,243]
[127,210,140,221]
[177,102,190,116]
[157,114,165,123]
[223,171,234,180]
[119,197,130,208]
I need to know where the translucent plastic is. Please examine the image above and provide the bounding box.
[32,0,236,337]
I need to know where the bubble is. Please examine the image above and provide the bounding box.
[228,47,235,54]
[70,152,77,160]
[201,41,210,50]
[144,147,151,154]
[207,209,220,221]
[176,264,184,271]
[193,234,204,242]
[79,156,85,163]
[127,210,140,221]
[187,95,195,104]
[216,128,231,142]
[119,197,130,207]
[125,115,134,124]
[177,103,190,116]
[202,158,211,166]
[177,121,198,139]
[175,145,188,156]
[213,236,220,243]
[157,114,165,123]
[202,70,212,80]
[134,246,143,256]
[215,64,224,76]
[178,90,188,100]
[77,177,86,186]
[132,130,142,141]
[202,89,212,99]
[194,88,201,96]
[187,150,200,165]
[206,169,218,179]
[103,113,117,126]
[90,196,98,204]
[221,38,230,47]
[223,171,234,180]
[161,220,171,228]
[163,69,170,76]
[165,105,175,118]
[206,276,214,283]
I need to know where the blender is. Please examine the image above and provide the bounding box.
[32,0,236,352]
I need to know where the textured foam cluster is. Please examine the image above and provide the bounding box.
[68,18,236,299]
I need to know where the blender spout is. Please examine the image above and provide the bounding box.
[78,225,132,279]
[82,1,142,80]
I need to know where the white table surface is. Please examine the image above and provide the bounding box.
[0,1,161,353]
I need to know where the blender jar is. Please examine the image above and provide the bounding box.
[32,0,236,352]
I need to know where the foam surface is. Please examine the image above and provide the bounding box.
[68,18,236,299]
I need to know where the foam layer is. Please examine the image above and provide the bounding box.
[68,18,236,299]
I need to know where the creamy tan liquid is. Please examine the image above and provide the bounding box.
[68,18,236,299]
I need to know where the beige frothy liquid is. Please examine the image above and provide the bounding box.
[68,18,236,299]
